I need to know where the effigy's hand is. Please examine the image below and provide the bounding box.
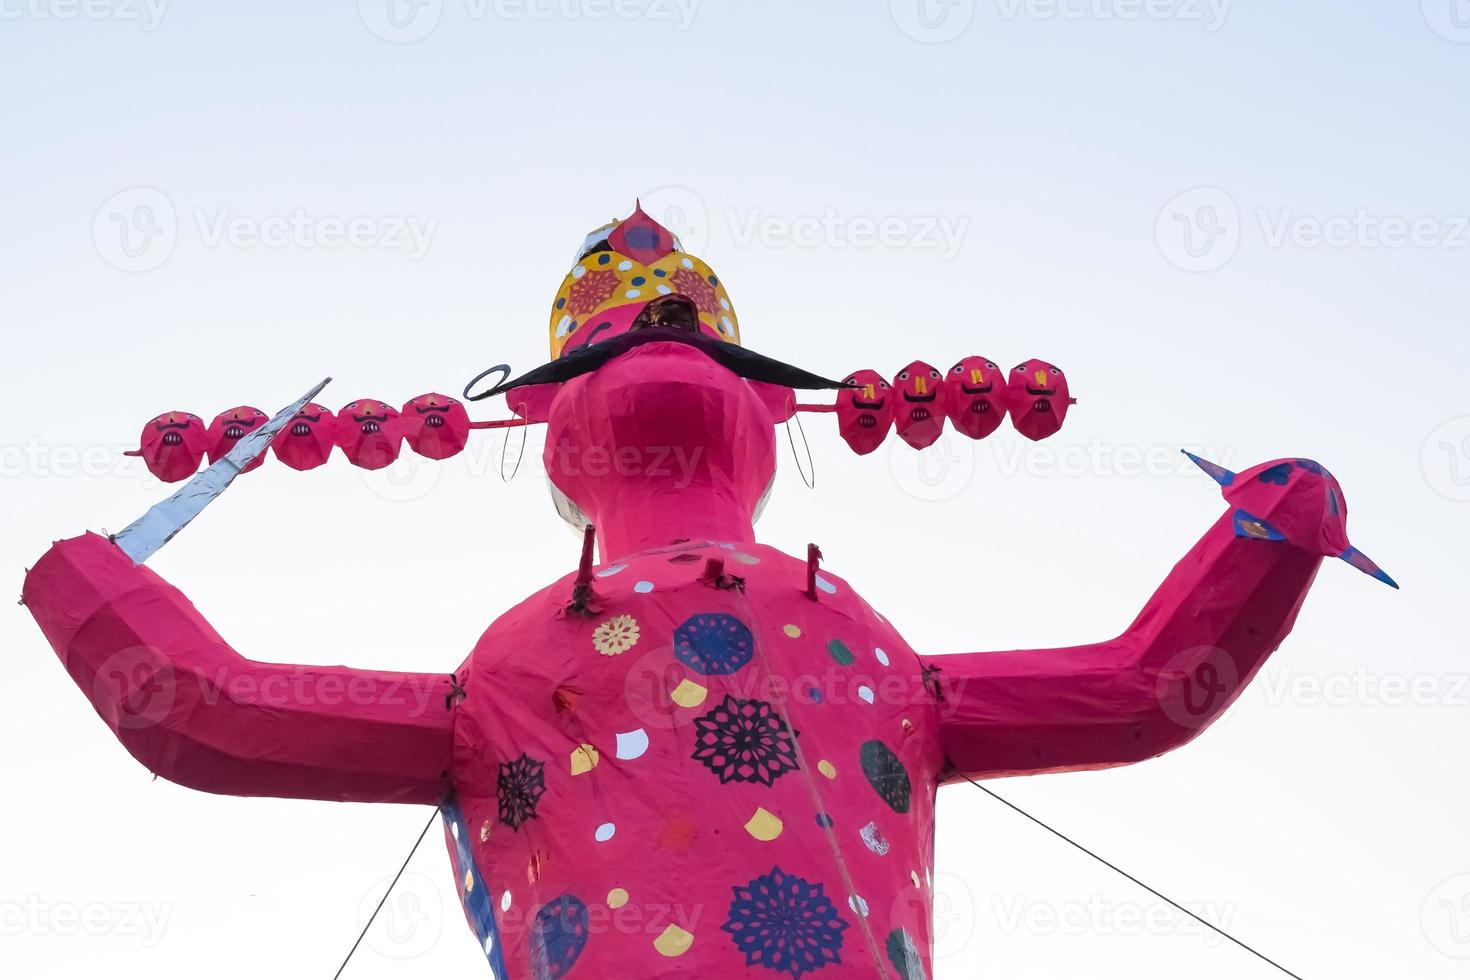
[1184,453,1395,586]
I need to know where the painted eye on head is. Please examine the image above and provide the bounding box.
[928,369,940,380]
[898,370,910,381]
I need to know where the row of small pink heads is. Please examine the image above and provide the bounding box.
[125,358,1073,483]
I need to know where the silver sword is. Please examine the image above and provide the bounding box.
[113,377,332,564]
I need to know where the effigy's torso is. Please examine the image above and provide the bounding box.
[445,541,944,979]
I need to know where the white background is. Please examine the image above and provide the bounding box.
[2,2,1467,977]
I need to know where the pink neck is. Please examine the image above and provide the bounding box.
[588,481,758,561]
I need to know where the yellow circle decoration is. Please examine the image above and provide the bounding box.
[653,924,695,957]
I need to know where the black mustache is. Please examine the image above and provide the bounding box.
[477,326,854,398]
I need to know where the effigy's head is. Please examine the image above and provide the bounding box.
[493,205,848,535]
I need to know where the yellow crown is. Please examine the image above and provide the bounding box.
[548,205,740,358]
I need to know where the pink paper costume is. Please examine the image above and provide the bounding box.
[23,207,1394,980]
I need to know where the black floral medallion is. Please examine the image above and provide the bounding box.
[723,866,849,978]
[497,752,547,829]
[859,739,912,814]
[692,695,799,786]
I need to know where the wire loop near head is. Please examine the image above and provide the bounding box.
[784,399,815,490]
[500,401,528,482]
[464,364,512,402]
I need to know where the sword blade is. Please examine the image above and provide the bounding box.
[114,377,332,563]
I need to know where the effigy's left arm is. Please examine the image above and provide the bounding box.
[923,456,1394,781]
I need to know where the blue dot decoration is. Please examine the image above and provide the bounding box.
[1257,463,1291,485]
[674,613,754,675]
[531,895,589,979]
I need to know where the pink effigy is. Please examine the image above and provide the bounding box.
[23,205,1394,980]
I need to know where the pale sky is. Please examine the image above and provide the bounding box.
[2,2,1468,978]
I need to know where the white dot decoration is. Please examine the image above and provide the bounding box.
[875,647,890,667]
[451,821,460,840]
[634,580,655,593]
[719,297,730,310]
[681,258,694,269]
[615,729,649,760]
[857,685,875,705]
[815,575,837,595]
[571,265,586,279]
[595,822,616,842]
[596,563,627,578]
[617,260,632,271]
[501,891,512,912]
[656,284,672,295]
[625,289,641,299]
[848,895,870,917]
[484,934,495,954]
[556,315,573,337]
